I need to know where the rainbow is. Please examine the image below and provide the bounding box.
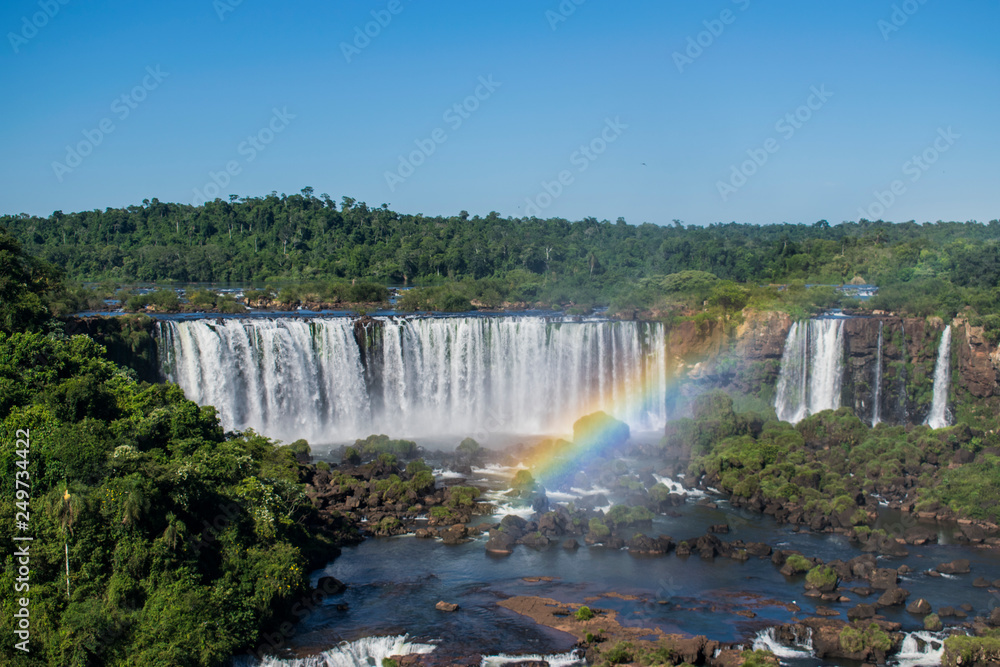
[520,358,698,487]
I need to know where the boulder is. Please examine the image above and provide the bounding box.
[317,576,347,595]
[562,538,579,550]
[870,568,900,590]
[876,588,910,607]
[974,577,992,588]
[435,601,459,612]
[936,559,971,574]
[847,603,876,620]
[906,598,932,615]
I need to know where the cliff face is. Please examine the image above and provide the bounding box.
[663,312,1000,427]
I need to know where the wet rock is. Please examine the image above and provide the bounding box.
[847,603,876,620]
[938,606,955,618]
[562,538,579,550]
[708,523,730,534]
[816,606,840,617]
[960,523,987,542]
[989,607,1000,627]
[974,577,992,588]
[906,599,932,615]
[852,587,873,597]
[485,531,517,555]
[435,601,459,612]
[745,542,772,558]
[936,559,971,574]
[870,568,900,590]
[960,603,973,612]
[519,532,551,550]
[876,587,910,607]
[317,576,346,595]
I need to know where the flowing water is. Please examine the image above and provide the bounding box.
[925,325,952,429]
[774,318,846,424]
[872,320,884,426]
[157,316,669,443]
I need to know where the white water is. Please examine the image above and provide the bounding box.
[751,626,813,659]
[925,325,952,429]
[872,320,884,426]
[774,319,845,424]
[232,635,436,667]
[481,651,583,666]
[158,317,669,443]
[891,631,949,667]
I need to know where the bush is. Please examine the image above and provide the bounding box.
[839,623,892,655]
[805,565,838,590]
[588,518,610,539]
[343,447,361,464]
[575,606,595,621]
[604,641,634,665]
[924,613,943,631]
[785,554,811,573]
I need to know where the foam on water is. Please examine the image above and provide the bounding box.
[481,650,583,667]
[892,631,949,667]
[652,474,706,499]
[233,635,436,667]
[751,627,813,659]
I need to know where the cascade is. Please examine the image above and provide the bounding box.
[872,320,883,426]
[157,316,669,443]
[774,318,845,424]
[925,325,952,429]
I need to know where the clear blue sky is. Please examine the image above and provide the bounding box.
[1,0,997,225]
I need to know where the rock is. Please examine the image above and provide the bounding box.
[519,532,551,550]
[708,523,729,534]
[317,576,347,595]
[562,538,579,550]
[852,587,873,597]
[936,559,971,574]
[974,577,992,588]
[485,531,517,555]
[960,523,987,542]
[745,542,772,558]
[816,606,840,617]
[435,601,459,612]
[938,606,955,618]
[906,599,932,615]
[989,607,1000,627]
[847,603,876,620]
[876,587,910,607]
[870,568,900,590]
[960,603,973,612]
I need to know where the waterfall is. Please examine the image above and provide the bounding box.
[157,316,669,443]
[231,634,436,667]
[774,318,845,424]
[925,325,952,429]
[871,320,883,426]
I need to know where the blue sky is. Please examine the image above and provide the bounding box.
[1,0,997,225]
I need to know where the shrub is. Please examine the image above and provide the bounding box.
[805,565,838,590]
[924,613,943,631]
[343,447,361,464]
[588,518,610,539]
[785,554,811,573]
[575,606,595,621]
[604,641,634,665]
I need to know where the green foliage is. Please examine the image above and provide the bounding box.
[382,660,399,667]
[805,565,838,589]
[512,469,535,490]
[785,554,812,573]
[444,486,480,509]
[0,331,333,666]
[352,434,417,459]
[343,447,361,464]
[839,623,892,655]
[739,649,777,667]
[943,632,1000,667]
[603,641,634,665]
[588,518,610,539]
[924,613,943,631]
[605,504,654,526]
[575,605,595,621]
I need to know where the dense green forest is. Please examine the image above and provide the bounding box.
[3,190,999,288]
[0,230,354,665]
[4,190,1000,322]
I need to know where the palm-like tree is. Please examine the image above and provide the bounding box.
[46,483,83,598]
